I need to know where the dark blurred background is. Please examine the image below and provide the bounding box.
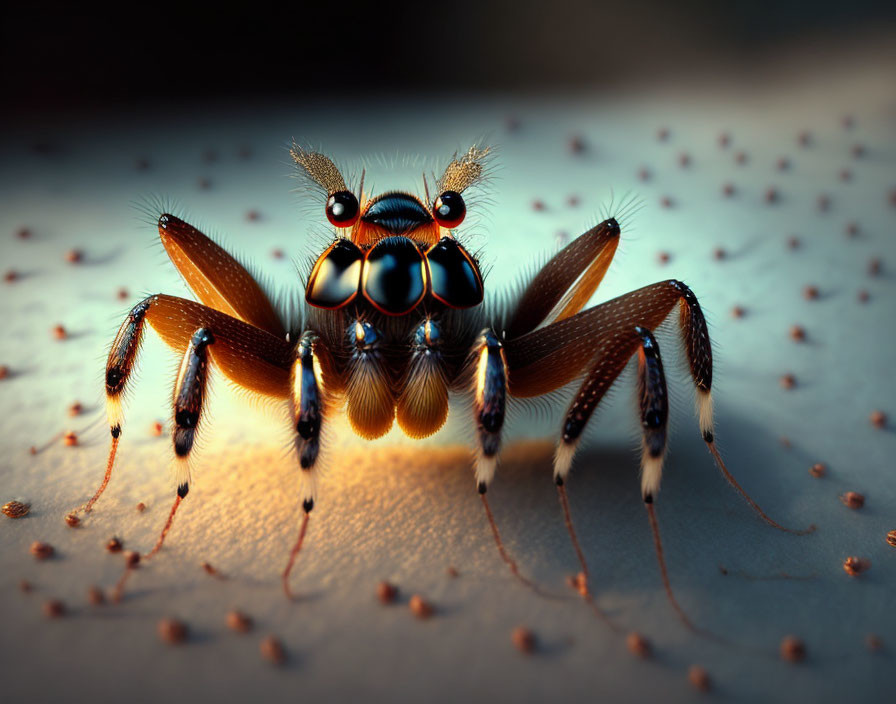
[4,0,895,117]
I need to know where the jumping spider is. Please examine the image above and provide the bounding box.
[69,144,812,624]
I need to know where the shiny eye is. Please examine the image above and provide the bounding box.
[432,190,466,229]
[326,191,360,227]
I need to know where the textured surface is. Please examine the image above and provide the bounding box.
[1,55,895,702]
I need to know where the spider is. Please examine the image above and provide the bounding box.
[69,143,812,624]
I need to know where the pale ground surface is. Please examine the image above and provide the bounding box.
[1,53,895,702]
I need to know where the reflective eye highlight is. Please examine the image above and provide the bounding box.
[432,190,466,229]
[305,239,363,308]
[326,191,360,227]
[425,237,483,308]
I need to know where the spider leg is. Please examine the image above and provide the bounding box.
[505,218,620,339]
[508,279,812,534]
[282,330,337,600]
[69,295,291,520]
[469,328,559,599]
[157,213,285,337]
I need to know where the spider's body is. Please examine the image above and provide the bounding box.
[73,143,811,615]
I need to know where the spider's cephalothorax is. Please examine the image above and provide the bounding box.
[74,142,813,623]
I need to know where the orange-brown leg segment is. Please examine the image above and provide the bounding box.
[69,295,291,523]
[158,214,285,337]
[505,218,620,340]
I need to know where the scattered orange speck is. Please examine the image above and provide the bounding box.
[158,618,189,644]
[87,586,106,606]
[840,491,865,509]
[227,610,253,633]
[886,530,896,549]
[30,541,54,560]
[511,626,537,654]
[43,599,66,619]
[688,665,711,692]
[779,374,796,390]
[64,249,83,264]
[136,502,146,513]
[870,410,887,429]
[409,594,434,619]
[68,401,83,416]
[843,556,870,577]
[2,500,30,518]
[376,581,398,605]
[780,635,806,663]
[809,463,826,478]
[63,431,78,447]
[52,325,67,340]
[106,537,123,553]
[64,513,80,528]
[150,421,164,437]
[260,636,286,665]
[626,632,651,659]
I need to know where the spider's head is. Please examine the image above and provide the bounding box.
[290,144,490,248]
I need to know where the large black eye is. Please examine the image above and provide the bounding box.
[425,237,483,308]
[432,190,466,229]
[326,191,360,227]
[361,236,426,315]
[306,239,363,308]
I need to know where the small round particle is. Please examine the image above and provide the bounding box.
[106,537,123,553]
[866,634,883,652]
[68,401,83,416]
[158,618,189,644]
[886,530,896,548]
[779,374,796,390]
[135,157,150,171]
[731,305,746,319]
[780,636,806,662]
[124,550,141,568]
[52,325,67,340]
[136,502,146,513]
[568,135,587,155]
[567,194,580,207]
[840,491,865,509]
[409,594,434,619]
[17,227,32,240]
[626,632,651,659]
[4,270,18,284]
[446,566,459,578]
[657,251,670,265]
[0,364,9,379]
[845,222,859,238]
[150,421,163,437]
[809,463,826,478]
[245,209,261,222]
[63,431,78,447]
[797,131,811,148]
[868,258,881,277]
[789,325,806,342]
[271,248,285,260]
[688,665,711,692]
[851,143,865,159]
[657,127,670,142]
[64,249,83,264]
[504,116,520,133]
[722,182,735,197]
[660,196,673,209]
[765,187,779,204]
[787,236,800,250]
[511,626,537,654]
[776,157,790,171]
[803,285,819,300]
[2,500,30,518]
[713,247,726,261]
[678,153,690,168]
[531,200,546,212]
[839,168,852,182]
[117,287,129,301]
[43,599,66,619]
[30,541,54,560]
[227,610,253,633]
[64,513,80,528]
[843,556,870,577]
[261,636,286,665]
[870,410,887,429]
[376,581,398,604]
[637,167,651,182]
[198,177,212,190]
[817,194,831,212]
[87,586,106,606]
[718,132,731,149]
[19,579,33,593]
[857,290,869,303]
[734,151,748,165]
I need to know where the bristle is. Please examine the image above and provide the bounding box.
[553,440,577,483]
[106,397,123,433]
[697,389,714,441]
[475,452,497,487]
[297,467,317,505]
[640,449,664,500]
[173,456,191,496]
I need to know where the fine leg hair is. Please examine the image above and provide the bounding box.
[282,330,332,600]
[68,294,293,523]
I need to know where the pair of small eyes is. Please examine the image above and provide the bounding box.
[325,191,466,229]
